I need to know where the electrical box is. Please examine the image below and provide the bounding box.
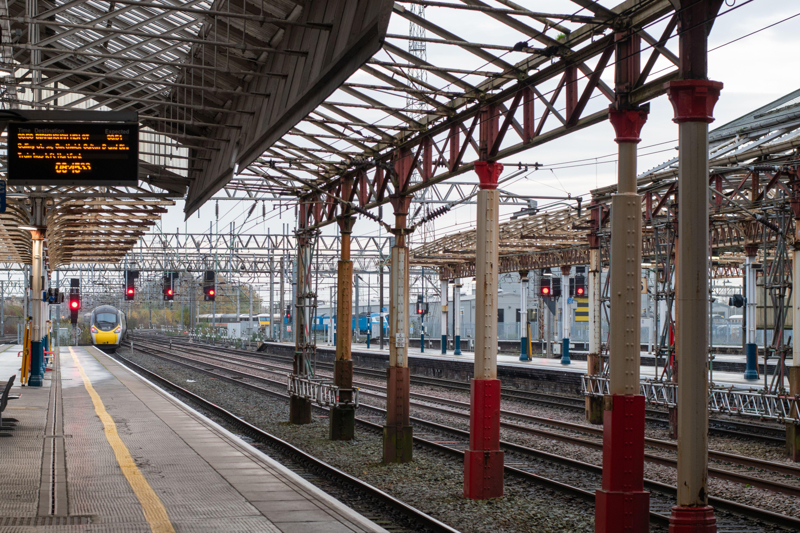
[756,276,792,328]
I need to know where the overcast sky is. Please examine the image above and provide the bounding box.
[154,0,800,253]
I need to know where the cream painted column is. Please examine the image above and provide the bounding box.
[465,160,504,499]
[667,79,722,523]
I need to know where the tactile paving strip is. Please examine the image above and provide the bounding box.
[61,348,282,532]
[0,368,51,519]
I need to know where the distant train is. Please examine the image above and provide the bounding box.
[196,313,284,330]
[90,305,127,351]
[314,313,388,335]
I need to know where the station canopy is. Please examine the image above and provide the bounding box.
[411,88,800,280]
[0,0,699,269]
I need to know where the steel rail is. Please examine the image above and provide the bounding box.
[131,337,800,488]
[196,337,789,441]
[142,334,789,442]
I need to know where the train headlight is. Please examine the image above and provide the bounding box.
[90,326,98,333]
[114,326,121,333]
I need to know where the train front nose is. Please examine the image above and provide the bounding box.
[92,325,121,345]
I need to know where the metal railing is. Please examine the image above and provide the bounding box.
[582,375,800,424]
[287,374,359,408]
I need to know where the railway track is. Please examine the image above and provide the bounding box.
[124,336,800,532]
[139,334,787,443]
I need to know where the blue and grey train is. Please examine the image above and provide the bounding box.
[314,312,388,335]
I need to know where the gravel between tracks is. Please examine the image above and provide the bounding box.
[118,346,606,533]
[148,343,800,524]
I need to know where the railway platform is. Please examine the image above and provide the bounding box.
[0,344,386,533]
[262,340,790,391]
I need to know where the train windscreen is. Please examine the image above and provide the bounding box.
[95,312,118,330]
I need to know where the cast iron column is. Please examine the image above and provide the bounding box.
[586,203,603,422]
[595,104,650,533]
[560,266,572,364]
[289,229,313,424]
[331,216,355,439]
[28,229,45,387]
[667,1,724,525]
[453,279,462,355]
[464,160,504,499]
[744,246,759,380]
[519,271,529,361]
[440,279,448,354]
[586,248,603,423]
[790,198,800,460]
[384,195,413,463]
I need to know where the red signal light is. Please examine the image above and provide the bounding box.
[208,289,215,296]
[541,287,550,296]
[167,288,173,296]
[70,300,79,309]
[127,288,134,295]
[576,287,585,296]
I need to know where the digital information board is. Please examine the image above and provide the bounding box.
[7,122,139,186]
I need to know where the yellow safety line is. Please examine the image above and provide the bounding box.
[68,347,175,533]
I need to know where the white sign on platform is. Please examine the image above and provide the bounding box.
[395,332,405,348]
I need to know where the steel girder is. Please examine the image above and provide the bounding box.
[289,0,677,230]
[417,87,800,280]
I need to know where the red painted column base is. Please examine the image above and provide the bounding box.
[383,367,412,463]
[464,379,503,499]
[595,490,650,533]
[464,450,504,499]
[668,506,716,533]
[595,394,649,533]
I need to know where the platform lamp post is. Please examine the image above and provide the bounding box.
[595,27,650,533]
[668,0,724,528]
